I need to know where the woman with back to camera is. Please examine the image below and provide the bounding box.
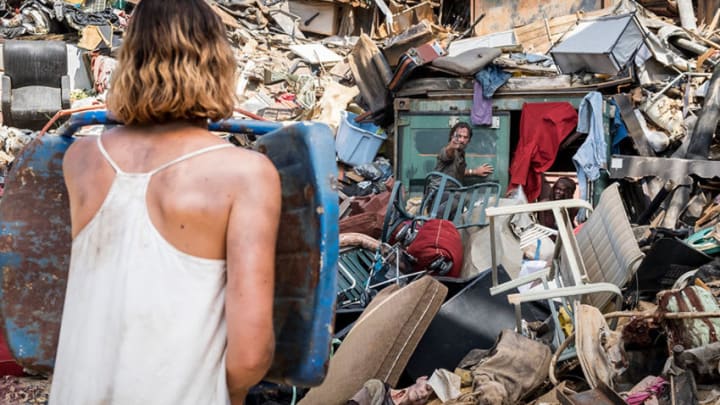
[49,1,280,404]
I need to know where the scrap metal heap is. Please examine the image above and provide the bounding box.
[0,0,720,404]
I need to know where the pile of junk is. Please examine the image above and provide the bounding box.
[0,0,719,404]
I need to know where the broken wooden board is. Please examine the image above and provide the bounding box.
[76,24,112,51]
[471,0,602,37]
[513,6,612,54]
[391,1,434,34]
[348,34,392,124]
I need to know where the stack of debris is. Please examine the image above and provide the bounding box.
[1,0,720,404]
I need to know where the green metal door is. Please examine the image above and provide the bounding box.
[394,98,510,197]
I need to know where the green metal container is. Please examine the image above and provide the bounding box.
[393,98,510,197]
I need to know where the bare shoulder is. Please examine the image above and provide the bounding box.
[209,146,281,203]
[63,136,98,172]
[65,136,96,157]
[220,146,278,180]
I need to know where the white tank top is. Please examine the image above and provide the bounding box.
[49,135,235,405]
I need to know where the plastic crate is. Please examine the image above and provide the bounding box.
[335,111,387,166]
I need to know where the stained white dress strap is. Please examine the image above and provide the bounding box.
[147,143,234,176]
[96,134,124,173]
[96,134,234,176]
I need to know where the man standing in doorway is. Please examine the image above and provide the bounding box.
[427,122,494,215]
[434,122,493,182]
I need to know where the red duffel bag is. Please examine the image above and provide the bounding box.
[406,219,463,278]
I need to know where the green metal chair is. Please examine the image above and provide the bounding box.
[337,246,378,308]
[421,171,502,231]
[380,180,415,244]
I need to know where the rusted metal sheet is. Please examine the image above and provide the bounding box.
[471,0,602,37]
[0,110,338,387]
[0,134,73,374]
[255,121,339,386]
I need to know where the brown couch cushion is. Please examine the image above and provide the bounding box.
[299,276,448,405]
[339,212,385,239]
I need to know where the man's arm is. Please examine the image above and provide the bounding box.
[225,153,281,404]
[438,144,457,162]
[465,163,493,177]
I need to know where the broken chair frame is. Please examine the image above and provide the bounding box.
[486,183,645,350]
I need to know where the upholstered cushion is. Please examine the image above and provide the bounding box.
[431,48,501,76]
[3,40,67,88]
[299,276,448,405]
[11,86,62,120]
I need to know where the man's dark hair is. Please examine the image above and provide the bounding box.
[554,177,577,194]
[448,122,473,142]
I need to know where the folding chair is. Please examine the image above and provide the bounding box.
[486,183,645,349]
[337,247,378,308]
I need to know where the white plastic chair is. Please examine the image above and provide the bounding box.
[485,183,645,348]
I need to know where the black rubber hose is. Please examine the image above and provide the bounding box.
[686,64,720,159]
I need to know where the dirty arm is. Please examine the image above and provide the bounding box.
[225,154,281,404]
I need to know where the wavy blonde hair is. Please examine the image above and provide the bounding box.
[106,0,237,125]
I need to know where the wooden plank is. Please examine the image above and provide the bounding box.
[513,13,583,35]
[513,7,610,37]
[514,21,577,40]
[697,0,720,27]
[471,0,602,36]
[391,1,433,33]
[348,34,390,117]
[513,7,612,53]
[205,0,240,29]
